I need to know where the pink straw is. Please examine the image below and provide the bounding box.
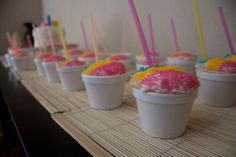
[218,7,235,54]
[128,0,153,66]
[148,14,156,52]
[6,32,14,48]
[26,35,33,48]
[80,21,90,50]
[170,18,180,51]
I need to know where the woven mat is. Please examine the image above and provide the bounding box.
[6,69,236,156]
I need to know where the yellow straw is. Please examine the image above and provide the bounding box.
[57,20,68,53]
[192,0,208,60]
[89,14,99,62]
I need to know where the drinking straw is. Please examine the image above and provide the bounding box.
[47,15,52,26]
[122,21,126,52]
[128,0,153,66]
[192,0,208,60]
[57,20,68,53]
[129,20,143,51]
[47,28,56,53]
[218,7,235,54]
[6,32,14,48]
[12,33,19,49]
[148,14,156,52]
[26,35,33,48]
[170,18,180,52]
[89,14,99,61]
[94,21,109,54]
[80,21,90,50]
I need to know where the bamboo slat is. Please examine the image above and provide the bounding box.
[6,69,236,156]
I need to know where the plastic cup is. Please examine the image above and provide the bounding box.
[10,55,29,71]
[133,89,197,138]
[82,73,128,110]
[57,65,85,91]
[166,58,197,74]
[79,57,95,65]
[42,61,60,83]
[5,53,12,67]
[34,58,45,76]
[197,71,236,107]
[136,63,148,70]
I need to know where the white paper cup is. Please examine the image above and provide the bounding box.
[79,57,95,65]
[197,71,236,107]
[5,53,12,67]
[57,65,85,91]
[34,58,45,76]
[133,89,197,138]
[10,56,29,71]
[82,73,128,110]
[167,58,197,74]
[42,61,60,83]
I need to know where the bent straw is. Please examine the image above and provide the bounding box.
[89,14,99,61]
[192,0,208,60]
[128,0,153,66]
[218,7,235,54]
[80,21,90,50]
[170,18,180,52]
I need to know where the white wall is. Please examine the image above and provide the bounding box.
[0,0,43,54]
[42,0,236,60]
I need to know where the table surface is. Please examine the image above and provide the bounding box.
[0,63,92,157]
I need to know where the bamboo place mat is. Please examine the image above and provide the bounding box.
[6,69,236,156]
[52,101,236,157]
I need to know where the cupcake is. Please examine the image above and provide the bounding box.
[197,57,236,107]
[130,65,199,138]
[167,52,197,74]
[56,59,86,91]
[82,60,128,110]
[42,54,65,83]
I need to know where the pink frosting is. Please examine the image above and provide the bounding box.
[109,55,130,61]
[90,62,127,76]
[43,54,65,62]
[218,61,236,73]
[139,70,199,93]
[64,60,86,67]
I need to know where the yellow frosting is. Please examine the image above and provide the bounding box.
[226,55,236,62]
[83,60,111,75]
[204,58,225,71]
[132,65,183,82]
